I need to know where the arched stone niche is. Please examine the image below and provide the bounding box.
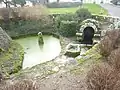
[81,26,95,44]
[78,19,100,44]
[80,22,98,33]
[79,19,100,33]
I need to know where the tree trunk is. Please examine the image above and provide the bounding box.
[3,0,10,8]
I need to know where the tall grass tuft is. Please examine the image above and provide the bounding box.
[86,63,120,90]
[99,29,120,57]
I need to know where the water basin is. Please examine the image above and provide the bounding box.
[15,35,61,69]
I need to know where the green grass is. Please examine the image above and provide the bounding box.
[48,3,108,15]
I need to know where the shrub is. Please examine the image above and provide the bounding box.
[55,14,75,29]
[99,30,120,57]
[75,8,92,22]
[108,48,120,71]
[16,5,49,20]
[86,63,120,90]
[99,36,114,57]
[0,8,10,20]
[2,19,54,37]
[0,5,55,37]
[46,2,81,8]
[0,5,49,20]
[58,20,77,37]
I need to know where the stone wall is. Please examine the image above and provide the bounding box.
[0,27,12,51]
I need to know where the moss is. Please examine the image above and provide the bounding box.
[76,44,102,64]
[70,44,102,75]
[0,40,24,76]
[0,48,4,52]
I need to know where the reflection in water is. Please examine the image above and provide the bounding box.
[15,35,61,69]
[39,44,44,50]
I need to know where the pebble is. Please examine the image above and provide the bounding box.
[52,67,59,72]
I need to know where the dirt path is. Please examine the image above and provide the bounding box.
[37,71,87,90]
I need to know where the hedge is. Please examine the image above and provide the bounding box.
[55,13,76,29]
[58,21,77,37]
[75,8,92,22]
[0,18,55,37]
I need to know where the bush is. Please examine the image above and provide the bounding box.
[46,2,81,8]
[58,21,77,37]
[99,30,120,57]
[99,36,114,57]
[0,5,49,20]
[0,5,55,37]
[55,14,75,28]
[1,19,54,37]
[16,5,49,20]
[86,63,120,90]
[108,48,120,71]
[75,8,92,22]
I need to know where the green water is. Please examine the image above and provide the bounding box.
[15,35,61,69]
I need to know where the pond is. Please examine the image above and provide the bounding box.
[15,35,61,69]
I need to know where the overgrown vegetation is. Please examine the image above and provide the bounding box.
[0,41,24,75]
[87,29,120,90]
[55,13,75,27]
[55,8,92,37]
[108,48,120,71]
[86,63,120,90]
[0,5,54,37]
[58,21,77,37]
[75,8,92,22]
[0,3,108,37]
[99,30,120,57]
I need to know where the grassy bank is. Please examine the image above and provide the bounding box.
[48,3,108,15]
[0,41,24,76]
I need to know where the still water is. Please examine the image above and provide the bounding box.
[15,35,61,69]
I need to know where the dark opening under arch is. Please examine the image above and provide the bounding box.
[81,27,94,44]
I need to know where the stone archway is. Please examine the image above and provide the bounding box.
[81,27,94,44]
[80,22,98,33]
[77,19,101,44]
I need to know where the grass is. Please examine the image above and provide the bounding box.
[48,3,108,15]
